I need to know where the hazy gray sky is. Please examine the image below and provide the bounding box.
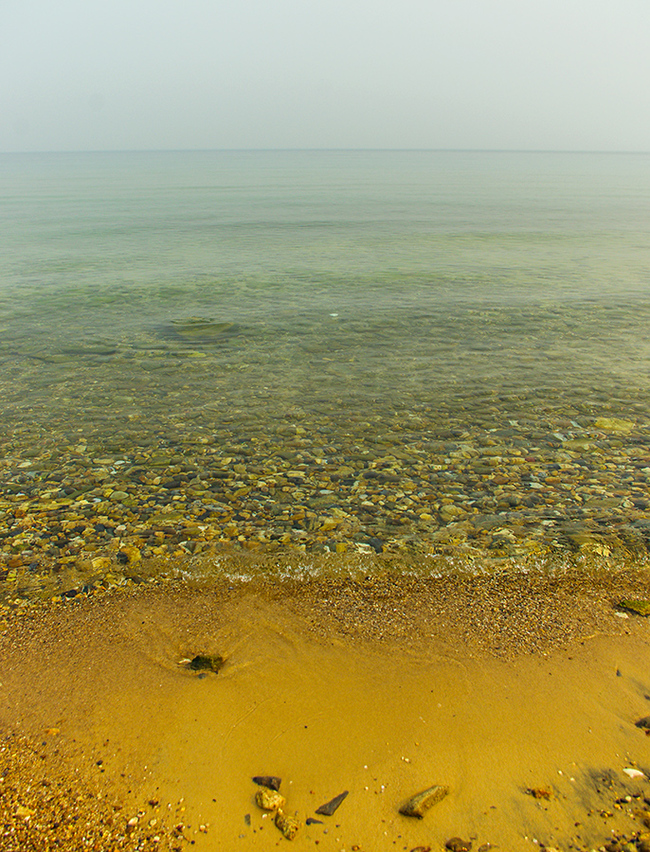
[2,0,649,152]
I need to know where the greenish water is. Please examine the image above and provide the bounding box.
[0,150,649,596]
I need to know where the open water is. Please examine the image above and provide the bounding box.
[1,150,649,597]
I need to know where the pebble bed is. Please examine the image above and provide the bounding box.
[1,311,649,605]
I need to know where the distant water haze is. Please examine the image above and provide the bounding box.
[1,0,650,152]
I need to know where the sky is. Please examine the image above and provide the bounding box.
[1,0,649,152]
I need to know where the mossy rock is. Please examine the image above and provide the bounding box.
[619,600,650,617]
[189,654,224,673]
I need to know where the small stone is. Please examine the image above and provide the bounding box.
[623,767,646,779]
[274,809,302,839]
[399,785,449,818]
[526,786,553,800]
[109,490,129,502]
[255,787,286,811]
[315,790,348,815]
[15,805,33,818]
[410,847,432,852]
[446,839,472,852]
[253,775,282,791]
[636,717,650,730]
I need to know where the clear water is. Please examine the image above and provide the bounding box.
[1,150,649,594]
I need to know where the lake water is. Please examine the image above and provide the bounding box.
[1,150,649,598]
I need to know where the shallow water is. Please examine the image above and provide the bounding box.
[0,151,649,598]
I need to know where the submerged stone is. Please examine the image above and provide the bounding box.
[594,417,635,433]
[167,317,239,343]
[189,654,224,673]
[399,785,449,818]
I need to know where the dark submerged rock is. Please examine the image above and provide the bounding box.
[189,654,224,673]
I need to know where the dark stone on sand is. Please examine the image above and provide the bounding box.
[116,551,129,565]
[306,818,324,825]
[252,776,282,792]
[189,654,224,673]
[399,785,449,818]
[315,790,348,816]
[636,717,650,730]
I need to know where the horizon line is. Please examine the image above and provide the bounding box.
[2,146,650,156]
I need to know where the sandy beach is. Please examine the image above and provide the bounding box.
[1,567,650,851]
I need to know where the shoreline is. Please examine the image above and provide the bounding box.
[2,570,650,849]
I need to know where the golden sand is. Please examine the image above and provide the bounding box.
[2,569,650,851]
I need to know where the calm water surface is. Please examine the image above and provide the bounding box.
[1,151,649,597]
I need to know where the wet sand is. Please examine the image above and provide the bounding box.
[2,568,650,851]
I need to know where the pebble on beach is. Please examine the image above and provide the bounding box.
[445,838,472,852]
[274,808,302,840]
[255,787,286,811]
[399,784,449,818]
[315,790,349,815]
[252,775,282,791]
